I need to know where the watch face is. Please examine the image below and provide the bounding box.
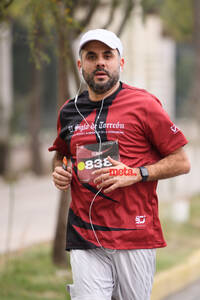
[142,167,148,177]
[140,167,148,181]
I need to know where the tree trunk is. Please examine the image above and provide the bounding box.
[0,142,9,174]
[29,62,44,175]
[52,26,72,267]
[0,23,12,176]
[28,17,44,175]
[52,189,71,267]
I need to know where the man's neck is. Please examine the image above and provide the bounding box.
[88,82,120,102]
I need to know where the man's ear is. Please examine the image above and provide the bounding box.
[77,60,82,73]
[77,60,83,80]
[120,58,124,72]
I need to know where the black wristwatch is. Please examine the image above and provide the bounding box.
[139,166,149,182]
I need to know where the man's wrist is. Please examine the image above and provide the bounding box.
[52,152,65,170]
[139,166,149,182]
[136,168,142,182]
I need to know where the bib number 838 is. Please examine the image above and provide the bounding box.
[85,158,112,169]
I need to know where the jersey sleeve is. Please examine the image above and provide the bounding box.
[143,95,188,157]
[48,109,69,156]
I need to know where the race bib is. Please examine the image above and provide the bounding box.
[76,140,119,182]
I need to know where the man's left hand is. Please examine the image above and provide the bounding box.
[93,156,141,193]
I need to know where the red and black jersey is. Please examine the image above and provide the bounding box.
[49,82,188,250]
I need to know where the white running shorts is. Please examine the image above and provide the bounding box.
[67,248,156,300]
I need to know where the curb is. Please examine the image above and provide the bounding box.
[151,249,200,300]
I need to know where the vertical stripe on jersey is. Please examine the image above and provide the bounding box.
[94,84,123,143]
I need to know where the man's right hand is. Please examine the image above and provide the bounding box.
[52,166,72,191]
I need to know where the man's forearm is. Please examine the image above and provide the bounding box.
[145,147,190,181]
[52,151,64,170]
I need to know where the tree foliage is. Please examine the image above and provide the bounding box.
[142,0,193,42]
[8,0,134,68]
[0,0,14,21]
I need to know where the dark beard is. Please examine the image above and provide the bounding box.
[82,68,119,95]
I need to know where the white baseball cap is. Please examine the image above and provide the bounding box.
[79,29,123,57]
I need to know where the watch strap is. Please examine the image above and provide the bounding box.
[139,166,149,182]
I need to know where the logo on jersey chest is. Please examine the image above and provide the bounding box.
[70,122,124,132]
[66,121,125,137]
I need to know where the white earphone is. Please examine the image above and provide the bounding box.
[79,67,84,81]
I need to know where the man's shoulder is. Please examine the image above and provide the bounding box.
[60,91,88,113]
[122,82,152,96]
[121,82,162,106]
[121,83,153,99]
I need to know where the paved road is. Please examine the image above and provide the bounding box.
[0,175,59,253]
[163,278,200,300]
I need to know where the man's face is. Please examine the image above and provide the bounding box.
[78,41,124,95]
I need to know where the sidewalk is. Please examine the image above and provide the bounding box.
[152,249,200,300]
[0,175,59,254]
[163,278,200,300]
